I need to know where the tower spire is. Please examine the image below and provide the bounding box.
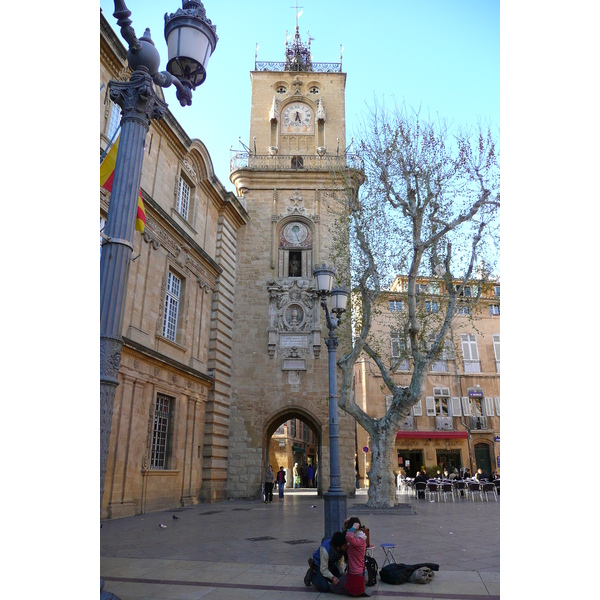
[285,3,311,71]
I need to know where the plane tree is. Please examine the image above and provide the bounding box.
[328,101,499,507]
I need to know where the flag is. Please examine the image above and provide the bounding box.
[100,136,146,233]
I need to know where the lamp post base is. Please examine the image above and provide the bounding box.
[323,491,347,539]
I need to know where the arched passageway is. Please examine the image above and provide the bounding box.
[263,407,323,493]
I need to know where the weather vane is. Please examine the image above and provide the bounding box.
[291,1,304,28]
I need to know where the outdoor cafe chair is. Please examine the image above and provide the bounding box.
[454,480,467,499]
[482,481,498,502]
[468,481,483,501]
[426,481,440,502]
[440,481,455,502]
[415,481,427,500]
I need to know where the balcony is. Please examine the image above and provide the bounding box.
[469,416,489,430]
[435,416,454,431]
[230,152,363,173]
[463,359,482,373]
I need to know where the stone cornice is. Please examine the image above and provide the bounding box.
[123,336,214,386]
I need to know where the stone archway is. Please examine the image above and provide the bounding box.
[262,406,323,493]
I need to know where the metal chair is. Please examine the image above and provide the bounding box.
[468,481,483,501]
[426,481,440,502]
[454,480,468,499]
[440,481,455,502]
[415,481,427,500]
[482,481,497,502]
[380,543,397,567]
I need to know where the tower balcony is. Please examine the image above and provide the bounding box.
[230,151,362,173]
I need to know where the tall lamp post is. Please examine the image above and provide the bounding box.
[100,0,217,513]
[313,265,349,538]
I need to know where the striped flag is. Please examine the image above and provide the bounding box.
[100,137,146,233]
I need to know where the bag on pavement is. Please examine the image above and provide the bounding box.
[364,556,378,586]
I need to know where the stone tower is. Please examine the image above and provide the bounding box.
[227,24,361,502]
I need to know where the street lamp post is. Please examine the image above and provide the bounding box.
[100,0,217,514]
[313,265,349,538]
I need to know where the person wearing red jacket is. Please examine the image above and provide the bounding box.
[344,520,371,597]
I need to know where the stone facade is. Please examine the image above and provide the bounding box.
[100,12,249,519]
[354,278,501,482]
[227,39,361,498]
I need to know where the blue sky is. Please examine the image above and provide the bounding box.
[99,0,499,191]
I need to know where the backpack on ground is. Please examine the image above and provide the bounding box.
[379,562,439,585]
[364,555,378,586]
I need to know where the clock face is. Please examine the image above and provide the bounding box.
[281,103,314,134]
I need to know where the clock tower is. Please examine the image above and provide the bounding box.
[227,23,361,502]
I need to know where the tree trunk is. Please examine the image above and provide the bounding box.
[366,424,398,508]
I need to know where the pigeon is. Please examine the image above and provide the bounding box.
[172,515,180,520]
[159,523,167,529]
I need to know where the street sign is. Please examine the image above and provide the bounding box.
[494,436,500,442]
[362,446,369,453]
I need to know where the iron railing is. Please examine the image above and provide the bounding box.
[400,415,415,430]
[435,416,454,430]
[469,416,489,430]
[230,152,363,173]
[255,60,342,73]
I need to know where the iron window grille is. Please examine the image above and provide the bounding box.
[150,394,172,469]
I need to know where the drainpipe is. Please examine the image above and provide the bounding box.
[451,325,473,473]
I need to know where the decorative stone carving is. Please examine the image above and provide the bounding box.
[316,97,326,122]
[182,158,198,184]
[269,96,280,122]
[266,278,321,361]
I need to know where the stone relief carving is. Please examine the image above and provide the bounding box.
[269,96,280,122]
[182,158,198,184]
[316,97,326,122]
[266,278,321,360]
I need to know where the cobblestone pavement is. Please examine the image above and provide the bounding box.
[101,488,500,599]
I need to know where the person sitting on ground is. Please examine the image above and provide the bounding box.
[344,518,371,597]
[304,531,348,593]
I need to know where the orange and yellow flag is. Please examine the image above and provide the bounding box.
[100,137,146,233]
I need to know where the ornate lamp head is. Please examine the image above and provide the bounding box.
[164,1,218,90]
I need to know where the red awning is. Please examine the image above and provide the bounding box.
[396,431,468,440]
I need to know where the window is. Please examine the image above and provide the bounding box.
[425,301,439,313]
[150,394,173,469]
[432,387,450,416]
[494,286,500,297]
[416,283,428,293]
[100,216,106,258]
[389,300,403,311]
[290,419,296,437]
[163,272,181,342]
[457,304,471,316]
[493,334,500,373]
[489,304,500,316]
[430,282,441,295]
[107,103,121,140]
[177,177,191,220]
[277,86,287,94]
[461,333,481,372]
[391,331,410,371]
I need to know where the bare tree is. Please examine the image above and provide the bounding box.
[327,100,499,507]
